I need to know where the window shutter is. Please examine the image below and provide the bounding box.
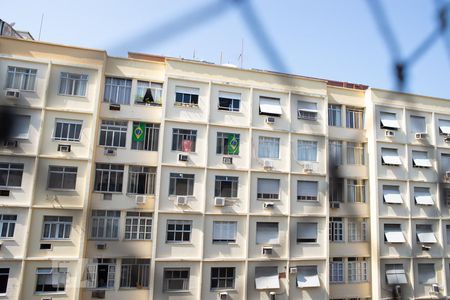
[86,264,97,288]
[257,179,280,195]
[298,181,318,197]
[410,115,426,133]
[256,222,279,244]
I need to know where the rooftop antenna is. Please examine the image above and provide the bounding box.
[38,13,44,40]
[238,38,244,68]
[220,51,223,64]
[192,49,196,60]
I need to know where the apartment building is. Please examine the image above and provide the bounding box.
[0,36,449,300]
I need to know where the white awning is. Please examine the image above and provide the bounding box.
[381,149,402,166]
[383,187,403,204]
[439,119,450,135]
[386,267,407,285]
[255,267,280,290]
[412,158,432,168]
[260,97,282,116]
[298,101,318,113]
[297,266,320,288]
[385,231,406,243]
[414,190,434,205]
[380,112,400,129]
[417,232,437,243]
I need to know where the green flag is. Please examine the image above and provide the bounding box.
[133,123,145,142]
[227,134,239,155]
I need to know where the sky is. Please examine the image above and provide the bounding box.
[2,0,450,99]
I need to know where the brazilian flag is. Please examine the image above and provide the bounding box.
[227,134,239,155]
[133,123,145,142]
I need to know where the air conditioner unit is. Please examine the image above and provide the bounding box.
[176,196,188,206]
[214,197,226,207]
[223,156,233,165]
[40,243,52,250]
[96,243,107,250]
[135,195,147,205]
[109,104,121,111]
[263,202,275,209]
[330,202,340,209]
[263,160,273,170]
[262,246,273,255]
[289,267,297,274]
[178,153,189,162]
[265,117,276,124]
[41,298,53,300]
[5,89,20,99]
[421,244,431,251]
[0,190,10,197]
[431,283,440,294]
[445,171,450,181]
[444,136,450,143]
[57,144,71,152]
[3,139,18,148]
[385,130,395,137]
[103,193,112,200]
[393,285,401,298]
[219,292,228,300]
[415,132,427,139]
[104,147,117,156]
[92,290,106,299]
[303,163,314,173]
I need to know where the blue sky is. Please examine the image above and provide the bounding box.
[3,0,450,98]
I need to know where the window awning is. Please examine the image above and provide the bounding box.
[415,191,434,205]
[255,267,280,290]
[417,232,437,243]
[297,266,320,288]
[385,231,406,243]
[439,119,450,135]
[383,189,403,204]
[386,267,407,285]
[381,151,402,166]
[380,112,400,129]
[260,97,282,116]
[413,158,432,168]
[298,101,318,113]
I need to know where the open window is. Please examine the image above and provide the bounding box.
[439,119,450,135]
[296,266,320,288]
[416,224,437,244]
[414,187,433,205]
[384,224,406,243]
[255,266,280,290]
[86,259,116,289]
[412,151,432,168]
[297,101,318,121]
[381,148,402,166]
[380,112,400,130]
[385,264,407,285]
[259,96,282,116]
[383,185,403,204]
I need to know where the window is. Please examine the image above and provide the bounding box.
[218,91,240,112]
[347,143,364,165]
[94,164,124,192]
[412,151,432,168]
[328,104,342,126]
[385,264,407,285]
[127,166,156,195]
[131,122,159,151]
[259,96,282,116]
[216,132,240,155]
[124,212,152,240]
[297,101,318,121]
[53,119,82,142]
[255,266,280,290]
[135,81,163,104]
[446,188,450,207]
[257,178,280,200]
[104,77,132,105]
[330,178,343,203]
[169,173,194,196]
[0,268,8,294]
[47,166,77,190]
[442,153,450,172]
[414,187,433,205]
[6,66,37,91]
[0,215,16,238]
[447,225,450,244]
[99,120,127,147]
[0,163,24,188]
[438,119,450,135]
[166,220,192,243]
[35,268,67,293]
[42,216,72,240]
[297,222,318,243]
[418,263,436,284]
[256,222,279,244]
[297,181,318,201]
[297,140,318,161]
[383,185,403,204]
[348,219,368,242]
[90,210,120,240]
[120,258,150,288]
[210,267,235,290]
[330,258,344,283]
[10,115,30,139]
[163,268,190,292]
[380,112,400,130]
[258,136,280,159]
[329,140,343,166]
[416,224,437,243]
[212,221,237,243]
[381,148,401,166]
[296,266,320,288]
[59,72,88,96]
[329,217,343,242]
[346,107,364,129]
[384,224,406,243]
[347,180,366,203]
[348,258,368,282]
[171,129,197,152]
[175,86,199,105]
[86,258,116,289]
[214,176,238,198]
[410,115,426,133]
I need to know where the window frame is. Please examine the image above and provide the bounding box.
[58,72,88,97]
[346,107,364,129]
[119,258,150,288]
[6,66,37,91]
[329,217,344,242]
[214,175,238,198]
[297,140,318,162]
[127,166,156,195]
[166,220,192,243]
[216,132,240,156]
[256,222,279,245]
[257,178,280,200]
[124,212,152,240]
[53,119,83,142]
[212,221,237,243]
[103,77,132,105]
[90,210,120,240]
[328,104,342,127]
[41,216,73,240]
[35,268,67,293]
[0,214,17,239]
[163,268,190,292]
[99,120,128,148]
[297,222,318,243]
[131,122,160,151]
[210,267,235,291]
[47,166,78,191]
[175,86,199,106]
[218,91,240,112]
[171,128,197,152]
[258,136,280,159]
[94,164,124,193]
[168,173,195,196]
[0,163,24,188]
